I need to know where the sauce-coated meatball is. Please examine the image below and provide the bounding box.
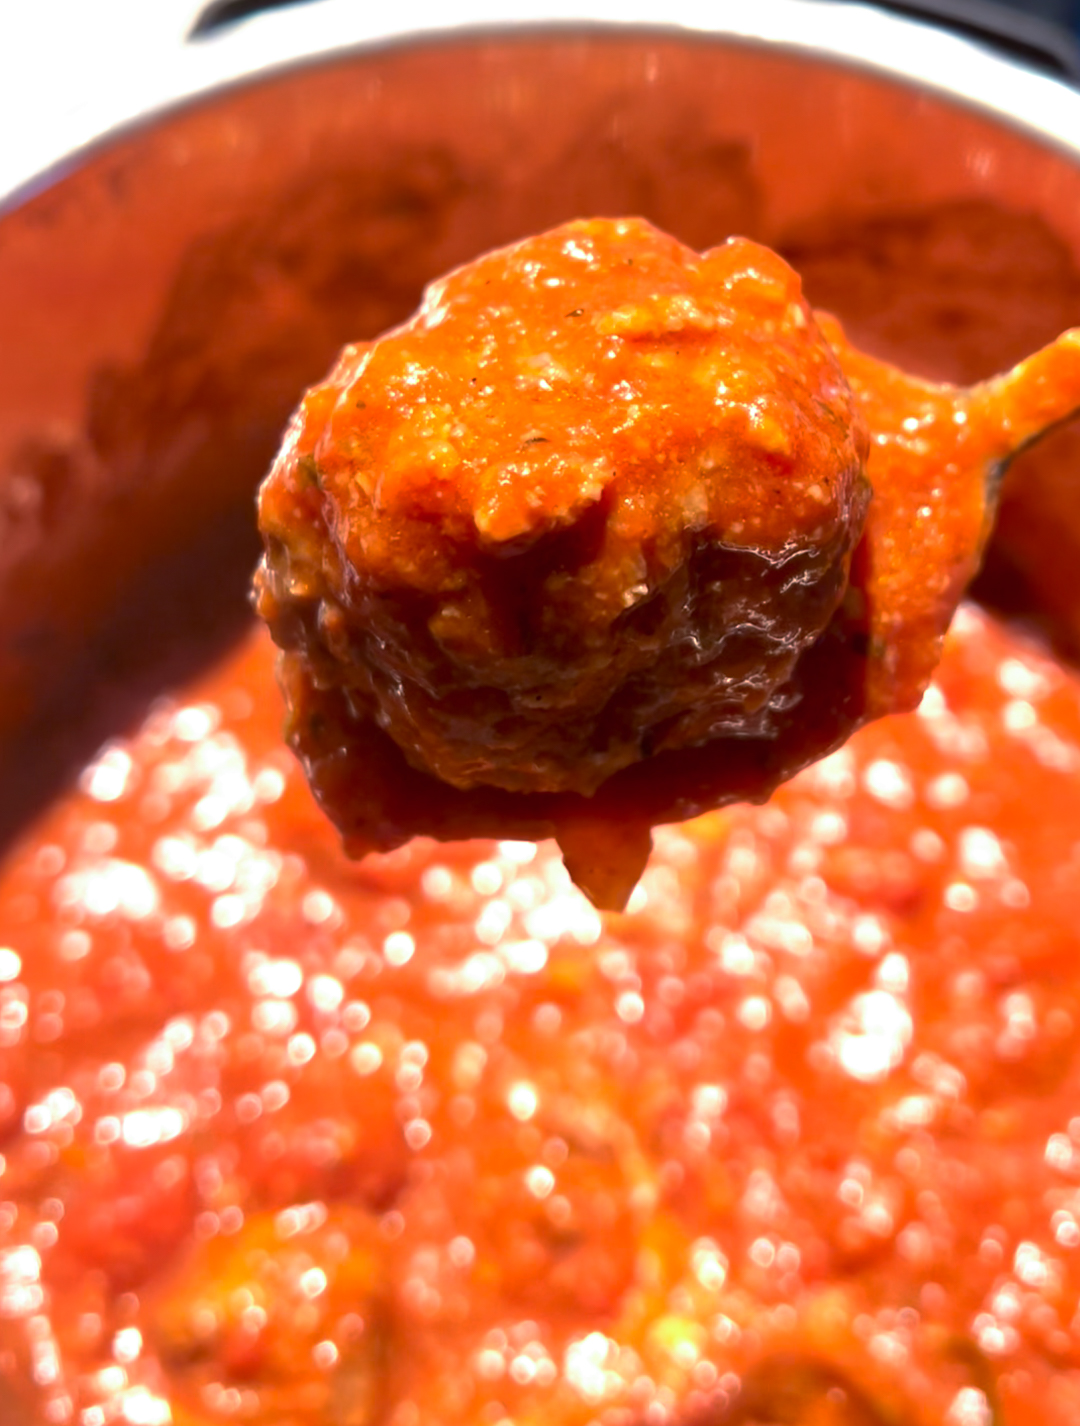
[256,220,869,797]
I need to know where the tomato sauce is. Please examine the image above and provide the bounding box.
[4,605,1080,1423]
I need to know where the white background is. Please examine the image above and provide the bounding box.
[3,0,1080,204]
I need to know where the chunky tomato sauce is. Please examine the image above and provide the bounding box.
[4,606,1080,1423]
[254,219,1080,908]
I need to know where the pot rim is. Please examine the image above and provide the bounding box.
[4,0,1080,214]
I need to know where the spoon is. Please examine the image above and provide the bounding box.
[254,220,1080,909]
[550,320,1080,907]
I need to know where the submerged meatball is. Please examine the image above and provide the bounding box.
[256,219,868,801]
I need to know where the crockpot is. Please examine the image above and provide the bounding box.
[3,0,1080,852]
[3,3,1080,1422]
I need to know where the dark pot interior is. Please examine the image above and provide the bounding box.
[2,27,1080,845]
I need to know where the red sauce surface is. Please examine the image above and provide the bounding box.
[5,607,1080,1423]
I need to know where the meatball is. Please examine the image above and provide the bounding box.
[256,219,869,805]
